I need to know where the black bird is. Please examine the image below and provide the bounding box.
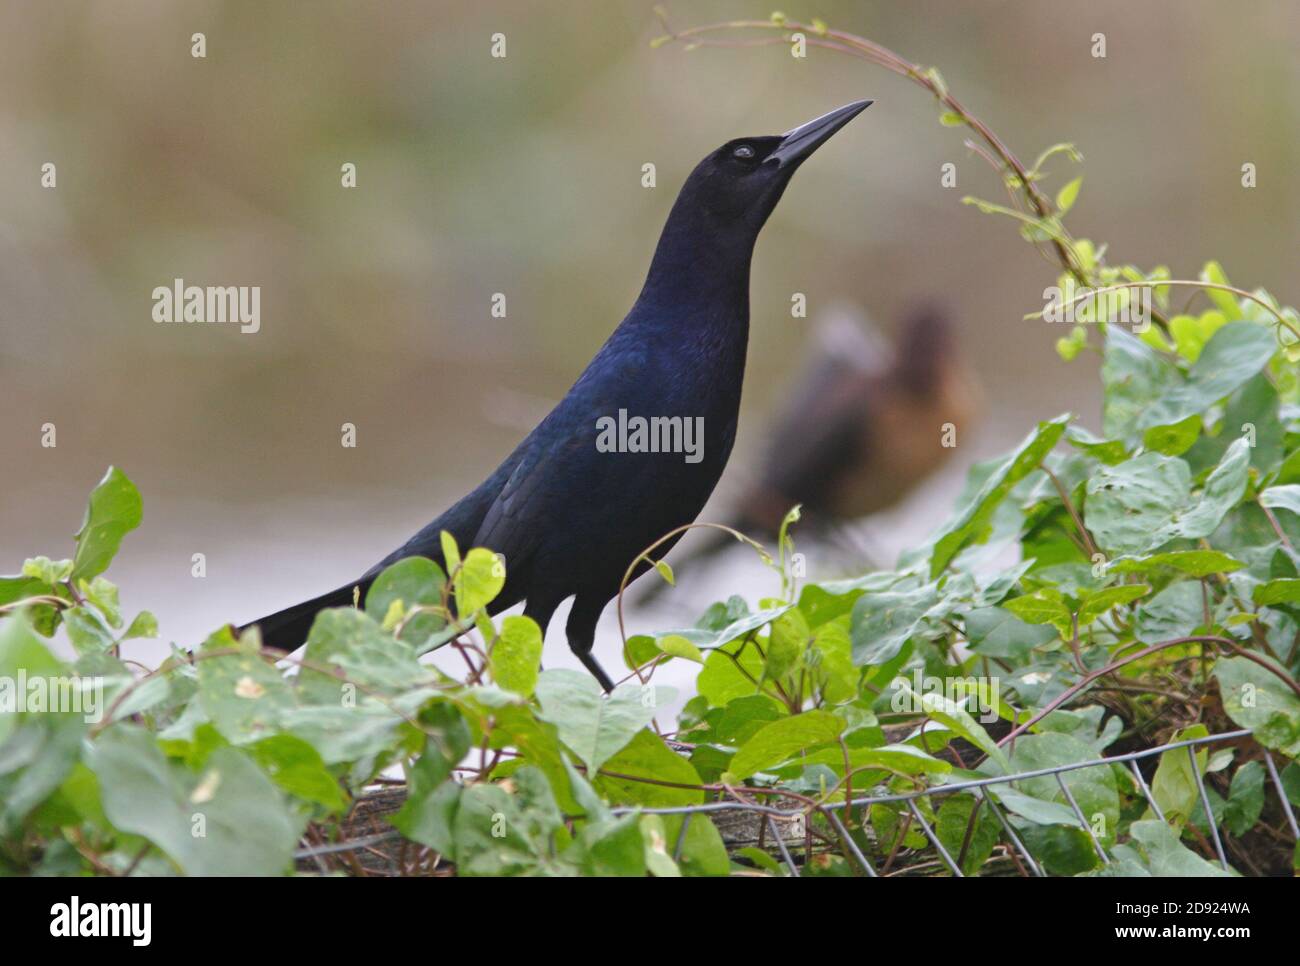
[637,301,981,599]
[245,100,872,690]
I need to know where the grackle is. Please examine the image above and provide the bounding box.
[244,100,871,690]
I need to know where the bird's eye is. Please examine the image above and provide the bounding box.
[732,145,755,160]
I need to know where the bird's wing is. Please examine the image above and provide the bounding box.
[471,428,575,569]
[471,343,648,572]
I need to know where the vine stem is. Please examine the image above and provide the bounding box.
[1053,280,1300,342]
[997,634,1300,750]
[653,10,1090,289]
[1258,499,1295,552]
[615,520,777,683]
[1042,466,1098,558]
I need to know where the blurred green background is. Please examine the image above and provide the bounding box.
[2,0,1298,659]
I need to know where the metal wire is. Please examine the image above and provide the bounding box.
[1263,752,1299,839]
[602,728,1296,876]
[612,729,1256,818]
[1187,744,1230,871]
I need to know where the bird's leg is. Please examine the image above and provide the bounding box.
[565,595,615,693]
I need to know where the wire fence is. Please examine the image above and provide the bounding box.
[606,728,1298,877]
[295,728,1298,876]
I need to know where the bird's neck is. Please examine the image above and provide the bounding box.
[635,202,758,324]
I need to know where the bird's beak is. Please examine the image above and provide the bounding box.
[767,99,873,170]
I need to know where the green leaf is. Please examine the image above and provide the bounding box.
[1143,324,1278,430]
[1142,414,1201,456]
[299,607,433,703]
[595,728,703,806]
[122,610,159,640]
[71,467,143,581]
[1101,328,1178,440]
[697,641,767,708]
[90,726,299,875]
[63,608,114,655]
[652,559,674,585]
[965,606,1056,659]
[80,576,122,628]
[1055,176,1082,214]
[995,787,1081,826]
[1085,455,1189,553]
[1214,657,1300,757]
[1085,440,1249,554]
[490,615,544,697]
[1223,761,1265,836]
[639,814,681,877]
[455,547,505,616]
[446,767,588,876]
[1169,310,1227,363]
[1254,579,1300,606]
[1199,260,1240,319]
[1004,588,1072,639]
[665,813,729,876]
[1077,584,1149,625]
[936,794,1000,875]
[658,604,795,699]
[764,607,809,680]
[390,777,461,857]
[0,714,86,836]
[1176,437,1252,536]
[930,415,1069,576]
[197,628,296,745]
[1107,550,1244,578]
[1127,819,1231,875]
[656,634,704,664]
[364,556,447,647]
[439,530,461,577]
[1008,731,1119,844]
[1065,426,1129,465]
[1055,325,1088,362]
[534,670,670,774]
[1147,725,1209,827]
[1261,485,1300,518]
[1133,582,1205,643]
[850,583,940,665]
[726,710,844,781]
[22,556,72,585]
[276,702,410,765]
[895,678,1010,772]
[843,743,953,776]
[249,733,348,813]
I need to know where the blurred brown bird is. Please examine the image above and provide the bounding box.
[638,301,980,599]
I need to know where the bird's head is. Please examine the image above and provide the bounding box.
[682,99,872,233]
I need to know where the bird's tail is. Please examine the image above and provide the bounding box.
[242,581,368,653]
